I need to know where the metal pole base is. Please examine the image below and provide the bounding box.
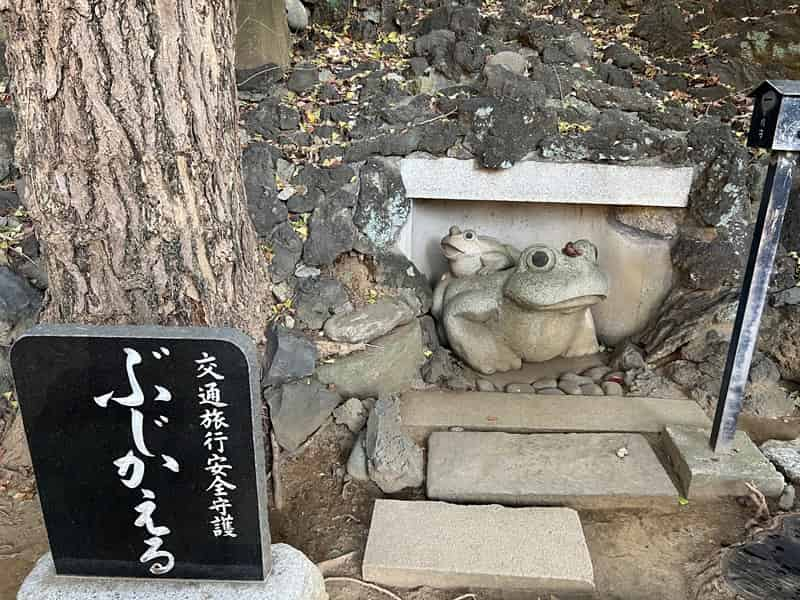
[709,151,798,453]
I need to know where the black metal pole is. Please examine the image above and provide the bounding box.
[710,151,797,452]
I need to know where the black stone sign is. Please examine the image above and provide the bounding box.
[10,325,271,581]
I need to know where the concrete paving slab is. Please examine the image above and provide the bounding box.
[664,426,785,498]
[401,391,710,441]
[427,432,680,509]
[362,500,594,593]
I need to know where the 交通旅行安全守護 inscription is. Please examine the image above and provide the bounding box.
[10,325,270,581]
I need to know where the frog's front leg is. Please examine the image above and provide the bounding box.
[442,291,522,375]
[477,251,516,275]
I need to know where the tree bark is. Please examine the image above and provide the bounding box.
[236,0,291,70]
[0,0,272,339]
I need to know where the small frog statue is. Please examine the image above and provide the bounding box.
[440,226,520,277]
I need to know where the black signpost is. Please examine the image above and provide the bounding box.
[10,325,271,580]
[710,80,800,452]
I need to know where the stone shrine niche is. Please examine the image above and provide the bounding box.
[10,325,270,581]
[397,158,693,345]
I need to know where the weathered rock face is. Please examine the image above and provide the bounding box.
[333,397,369,433]
[434,240,608,374]
[761,439,800,485]
[365,395,424,493]
[267,378,342,451]
[293,276,351,330]
[355,159,408,250]
[323,297,414,344]
[372,252,434,315]
[634,3,693,57]
[760,304,800,384]
[0,267,42,345]
[315,320,425,397]
[242,143,285,237]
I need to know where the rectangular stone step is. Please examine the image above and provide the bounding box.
[362,500,595,593]
[427,432,680,510]
[401,391,710,441]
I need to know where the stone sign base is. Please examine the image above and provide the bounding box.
[18,545,327,600]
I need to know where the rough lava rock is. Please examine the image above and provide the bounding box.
[242,143,286,237]
[263,324,318,387]
[372,251,434,315]
[269,222,304,283]
[0,267,42,345]
[293,276,351,330]
[365,394,424,493]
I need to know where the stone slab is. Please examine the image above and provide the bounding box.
[664,426,785,498]
[17,545,328,600]
[362,500,594,593]
[401,391,710,441]
[400,158,693,207]
[426,432,680,509]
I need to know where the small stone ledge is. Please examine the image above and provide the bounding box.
[17,545,327,600]
[400,157,693,207]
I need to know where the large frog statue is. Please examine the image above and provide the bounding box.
[441,226,520,277]
[432,240,609,375]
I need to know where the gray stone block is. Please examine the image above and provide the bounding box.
[18,545,328,600]
[400,157,693,207]
[362,500,594,593]
[664,426,785,498]
[427,431,679,509]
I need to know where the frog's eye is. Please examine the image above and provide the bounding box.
[525,247,556,271]
[464,230,476,241]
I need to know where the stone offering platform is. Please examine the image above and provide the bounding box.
[401,391,710,442]
[17,545,327,600]
[427,431,680,509]
[362,500,595,593]
[664,426,785,498]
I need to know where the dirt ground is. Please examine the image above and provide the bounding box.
[0,412,791,600]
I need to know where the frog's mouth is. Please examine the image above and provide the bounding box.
[441,242,466,258]
[523,294,606,313]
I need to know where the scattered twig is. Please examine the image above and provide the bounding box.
[237,65,282,88]
[325,578,478,600]
[744,481,770,531]
[316,339,367,359]
[406,108,458,130]
[269,430,284,511]
[552,66,564,105]
[325,577,404,600]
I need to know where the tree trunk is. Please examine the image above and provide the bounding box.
[0,0,272,340]
[236,0,291,70]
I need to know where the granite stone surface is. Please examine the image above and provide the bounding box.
[17,545,327,600]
